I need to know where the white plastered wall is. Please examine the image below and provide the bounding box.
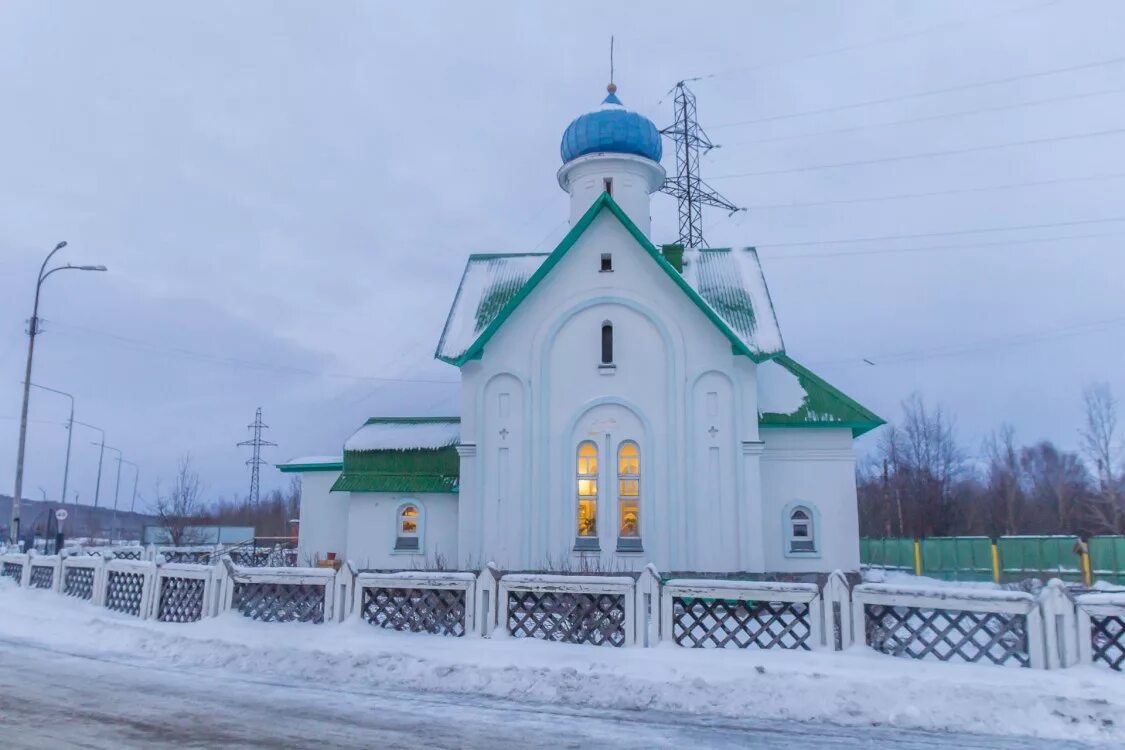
[295,471,347,564]
[759,427,861,572]
[345,492,459,569]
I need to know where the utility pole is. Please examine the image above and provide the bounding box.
[10,241,107,544]
[659,81,743,248]
[26,382,74,516]
[238,407,276,508]
[121,459,139,513]
[104,446,122,541]
[77,423,106,508]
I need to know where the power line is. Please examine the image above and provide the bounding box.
[809,312,1125,368]
[710,127,1125,180]
[46,320,459,385]
[740,172,1125,211]
[692,1,1060,84]
[710,54,1125,129]
[756,214,1125,249]
[721,87,1125,148]
[760,230,1125,262]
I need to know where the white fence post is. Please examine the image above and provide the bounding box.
[824,570,852,650]
[1039,578,1079,669]
[635,564,660,647]
[476,562,500,637]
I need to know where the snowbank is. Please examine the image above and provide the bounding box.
[0,584,1122,744]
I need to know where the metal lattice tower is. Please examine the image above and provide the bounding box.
[660,81,743,248]
[237,407,276,507]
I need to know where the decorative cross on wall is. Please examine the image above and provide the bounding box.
[708,425,719,438]
[499,428,510,441]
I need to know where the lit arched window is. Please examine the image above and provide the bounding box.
[576,441,598,541]
[788,506,816,554]
[396,503,420,551]
[617,441,640,549]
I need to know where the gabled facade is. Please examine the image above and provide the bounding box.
[282,84,882,574]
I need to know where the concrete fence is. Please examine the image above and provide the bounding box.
[4,555,1124,672]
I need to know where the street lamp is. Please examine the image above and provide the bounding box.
[73,422,105,508]
[120,458,139,514]
[25,382,74,514]
[9,241,107,543]
[102,445,122,542]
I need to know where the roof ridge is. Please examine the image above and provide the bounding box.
[363,416,461,424]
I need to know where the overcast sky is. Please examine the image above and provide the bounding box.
[2,0,1123,510]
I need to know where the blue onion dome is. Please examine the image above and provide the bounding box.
[560,84,663,165]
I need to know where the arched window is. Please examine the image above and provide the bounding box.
[576,441,598,546]
[617,441,641,550]
[601,323,614,365]
[785,503,819,557]
[395,502,421,552]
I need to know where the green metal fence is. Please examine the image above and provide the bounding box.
[860,535,1125,584]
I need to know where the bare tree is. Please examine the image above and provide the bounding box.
[153,455,205,546]
[1080,383,1123,534]
[1020,441,1089,533]
[983,424,1023,536]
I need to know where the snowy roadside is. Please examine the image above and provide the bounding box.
[1,581,1122,744]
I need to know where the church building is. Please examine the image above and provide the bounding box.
[280,83,882,574]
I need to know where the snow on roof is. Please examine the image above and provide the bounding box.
[681,247,784,358]
[756,358,808,416]
[282,456,341,466]
[344,417,461,452]
[435,254,547,362]
[436,246,785,364]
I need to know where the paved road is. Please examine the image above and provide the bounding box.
[0,638,1098,749]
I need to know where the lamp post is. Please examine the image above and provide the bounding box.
[74,422,105,509]
[103,445,122,542]
[10,241,107,544]
[26,382,74,514]
[121,458,139,513]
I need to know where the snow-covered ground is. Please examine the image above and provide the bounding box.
[0,580,1123,747]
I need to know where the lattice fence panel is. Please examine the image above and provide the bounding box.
[156,577,208,622]
[64,567,95,600]
[29,566,54,590]
[361,587,466,636]
[105,570,147,616]
[1090,615,1125,671]
[864,604,1030,667]
[672,597,811,650]
[1,562,23,583]
[232,582,325,623]
[111,549,143,561]
[507,590,626,646]
[230,547,296,568]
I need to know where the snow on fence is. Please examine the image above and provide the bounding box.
[1076,591,1125,671]
[154,563,216,622]
[661,579,824,650]
[28,555,62,592]
[497,574,636,647]
[354,571,477,637]
[852,582,1045,668]
[155,546,223,565]
[61,555,104,603]
[1,552,30,587]
[103,559,157,619]
[222,562,337,624]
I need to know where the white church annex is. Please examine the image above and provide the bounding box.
[281,84,882,575]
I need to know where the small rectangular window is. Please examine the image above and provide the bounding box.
[603,177,613,196]
[600,253,613,272]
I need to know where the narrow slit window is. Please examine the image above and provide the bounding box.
[617,441,640,545]
[576,441,598,540]
[601,323,613,365]
[603,177,613,196]
[600,253,613,272]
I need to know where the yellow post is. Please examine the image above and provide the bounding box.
[913,538,923,577]
[1081,550,1093,587]
[990,540,1001,584]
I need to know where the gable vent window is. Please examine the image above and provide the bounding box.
[600,253,613,272]
[601,323,614,366]
[603,177,613,196]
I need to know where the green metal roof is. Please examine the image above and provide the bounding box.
[332,419,461,493]
[758,355,884,437]
[434,192,784,366]
[277,460,343,473]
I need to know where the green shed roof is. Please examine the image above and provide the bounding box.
[757,355,884,437]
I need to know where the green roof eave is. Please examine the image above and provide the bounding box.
[330,473,459,493]
[276,461,343,473]
[757,354,884,437]
[443,192,771,367]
